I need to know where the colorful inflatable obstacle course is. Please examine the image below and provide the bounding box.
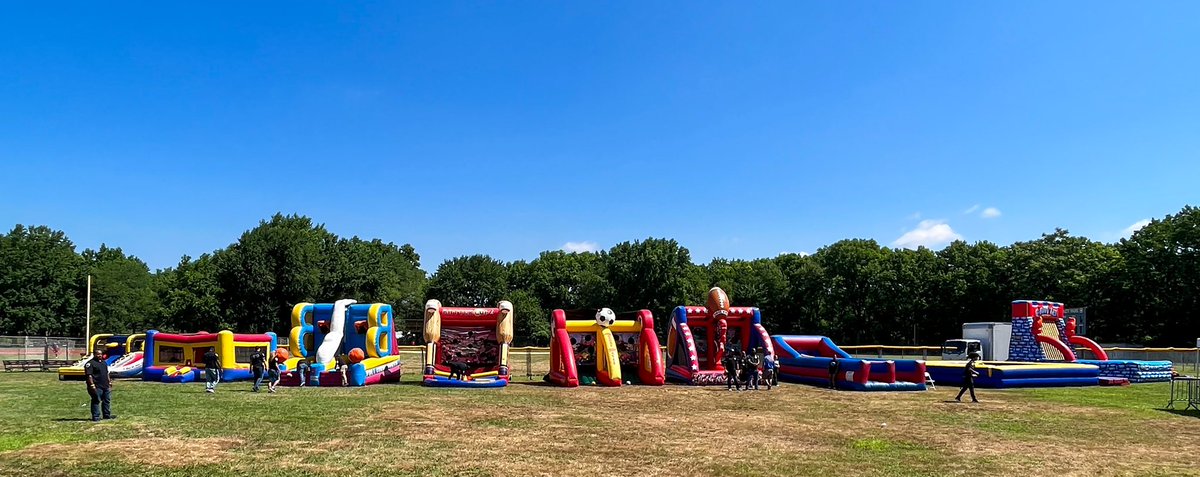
[142,330,278,383]
[927,301,1102,388]
[1008,300,1172,383]
[422,299,514,388]
[771,335,927,391]
[281,299,403,386]
[926,360,1100,388]
[666,287,775,385]
[58,333,145,380]
[546,308,665,387]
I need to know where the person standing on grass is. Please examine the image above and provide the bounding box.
[250,348,266,392]
[745,348,762,390]
[956,352,981,403]
[761,350,776,390]
[266,351,281,393]
[203,347,221,393]
[722,348,739,391]
[84,348,115,421]
[827,358,840,389]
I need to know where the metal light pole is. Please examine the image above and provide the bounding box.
[85,275,92,350]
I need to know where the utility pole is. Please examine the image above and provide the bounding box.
[85,275,92,349]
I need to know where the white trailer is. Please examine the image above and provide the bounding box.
[962,322,1011,361]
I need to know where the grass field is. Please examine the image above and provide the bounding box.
[1,361,1199,477]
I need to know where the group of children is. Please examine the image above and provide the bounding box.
[721,346,777,391]
[291,353,353,387]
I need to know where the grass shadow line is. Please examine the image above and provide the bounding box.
[1160,408,1200,418]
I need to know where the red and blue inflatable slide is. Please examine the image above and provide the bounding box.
[772,335,926,391]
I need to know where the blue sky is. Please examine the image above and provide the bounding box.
[2,3,1197,272]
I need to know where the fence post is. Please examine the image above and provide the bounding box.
[877,348,883,359]
[526,348,533,381]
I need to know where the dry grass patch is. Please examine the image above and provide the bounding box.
[17,437,243,468]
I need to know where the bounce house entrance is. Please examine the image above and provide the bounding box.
[421,299,515,387]
[440,327,500,375]
[665,289,775,386]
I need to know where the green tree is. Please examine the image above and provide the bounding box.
[705,258,787,318]
[0,225,85,335]
[605,238,702,322]
[215,214,333,335]
[931,241,1012,339]
[81,245,158,334]
[1112,206,1200,344]
[773,253,826,335]
[425,255,509,307]
[811,239,892,343]
[518,250,613,311]
[505,288,548,346]
[321,237,426,329]
[157,254,226,333]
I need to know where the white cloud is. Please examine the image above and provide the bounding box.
[980,207,1002,219]
[892,220,963,250]
[1121,219,1151,238]
[963,204,980,214]
[561,241,599,253]
[907,212,922,220]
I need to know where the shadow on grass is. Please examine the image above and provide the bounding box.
[52,418,96,422]
[1160,408,1200,418]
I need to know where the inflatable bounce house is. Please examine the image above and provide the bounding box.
[281,298,403,387]
[141,330,278,383]
[772,336,926,391]
[666,287,774,385]
[421,299,514,388]
[924,300,1170,388]
[58,333,145,380]
[1006,300,1172,383]
[546,308,665,387]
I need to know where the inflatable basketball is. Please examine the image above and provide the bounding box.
[275,348,289,361]
[348,348,365,363]
[706,287,731,318]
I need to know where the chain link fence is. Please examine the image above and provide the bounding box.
[0,335,88,369]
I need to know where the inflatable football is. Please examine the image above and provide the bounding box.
[706,287,731,318]
[595,308,616,327]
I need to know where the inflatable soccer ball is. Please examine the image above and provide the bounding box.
[595,308,616,327]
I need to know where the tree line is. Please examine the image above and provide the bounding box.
[1,206,1196,346]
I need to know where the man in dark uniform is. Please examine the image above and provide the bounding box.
[250,348,266,392]
[827,358,839,389]
[956,352,981,403]
[203,347,221,393]
[722,348,739,391]
[745,349,762,390]
[84,349,115,421]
